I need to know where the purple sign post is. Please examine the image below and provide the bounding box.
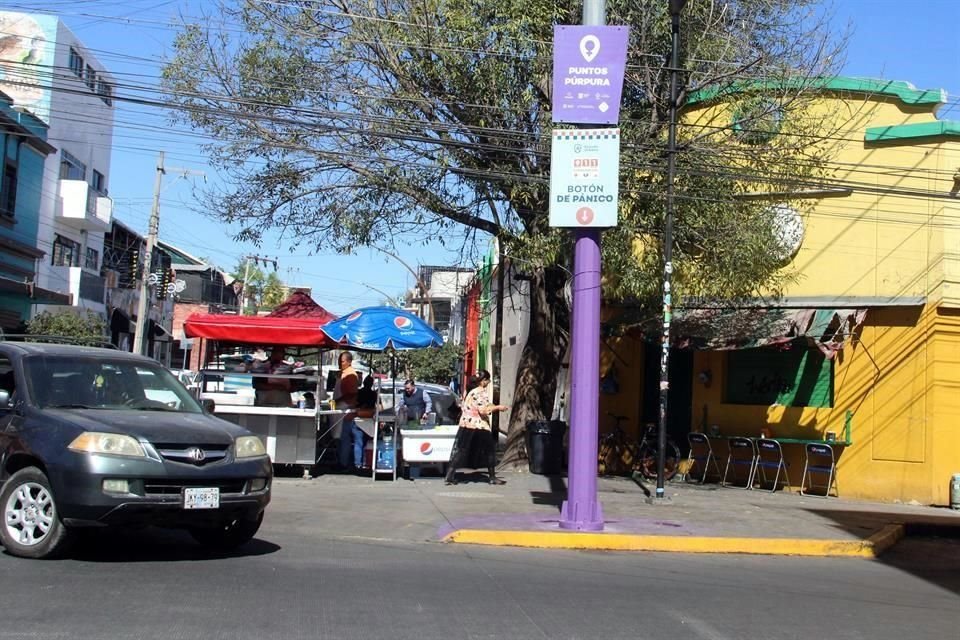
[552,25,629,125]
[552,20,629,532]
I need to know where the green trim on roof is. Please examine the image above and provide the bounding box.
[688,77,945,108]
[864,120,960,142]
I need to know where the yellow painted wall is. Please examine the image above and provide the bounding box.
[685,93,959,303]
[598,333,645,438]
[672,87,960,504]
[689,305,960,504]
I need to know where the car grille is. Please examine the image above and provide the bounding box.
[153,443,230,466]
[143,479,247,496]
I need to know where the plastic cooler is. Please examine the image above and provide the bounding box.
[401,425,459,463]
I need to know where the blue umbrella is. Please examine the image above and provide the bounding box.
[322,307,445,476]
[320,306,444,352]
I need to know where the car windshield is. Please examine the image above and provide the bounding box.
[24,356,203,413]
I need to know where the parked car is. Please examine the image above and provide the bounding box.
[0,343,272,559]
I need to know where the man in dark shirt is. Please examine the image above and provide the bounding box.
[397,379,432,427]
[356,375,378,417]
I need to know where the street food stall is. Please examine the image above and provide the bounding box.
[320,306,446,481]
[184,297,342,473]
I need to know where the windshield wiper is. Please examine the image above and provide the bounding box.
[129,406,176,412]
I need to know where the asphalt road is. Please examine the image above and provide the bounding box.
[2,508,957,639]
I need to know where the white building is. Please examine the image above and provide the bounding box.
[0,11,114,319]
[411,265,474,343]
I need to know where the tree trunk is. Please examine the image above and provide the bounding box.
[499,266,569,468]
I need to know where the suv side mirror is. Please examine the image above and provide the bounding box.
[201,398,215,413]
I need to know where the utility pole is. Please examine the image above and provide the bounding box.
[240,255,253,313]
[132,152,164,357]
[491,241,505,435]
[131,152,205,356]
[370,246,435,322]
[656,0,688,499]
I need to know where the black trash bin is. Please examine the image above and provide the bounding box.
[526,420,567,475]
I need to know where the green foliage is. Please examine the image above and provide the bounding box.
[162,0,846,434]
[369,342,463,386]
[26,311,107,345]
[231,260,288,313]
[163,0,842,305]
[262,272,286,308]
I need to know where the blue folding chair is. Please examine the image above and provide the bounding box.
[722,437,757,489]
[754,439,790,492]
[686,432,721,483]
[801,443,839,497]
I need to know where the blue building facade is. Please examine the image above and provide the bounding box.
[0,91,67,331]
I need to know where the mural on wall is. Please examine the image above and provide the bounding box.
[0,12,56,123]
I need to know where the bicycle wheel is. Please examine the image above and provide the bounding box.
[637,441,683,481]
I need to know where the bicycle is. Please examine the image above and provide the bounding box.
[598,413,682,481]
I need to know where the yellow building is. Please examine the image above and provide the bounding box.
[602,78,960,505]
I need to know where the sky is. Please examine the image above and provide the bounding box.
[7,0,960,316]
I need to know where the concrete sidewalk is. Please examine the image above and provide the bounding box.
[268,469,960,557]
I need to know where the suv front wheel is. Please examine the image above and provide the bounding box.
[0,467,71,559]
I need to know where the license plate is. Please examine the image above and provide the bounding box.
[183,487,220,510]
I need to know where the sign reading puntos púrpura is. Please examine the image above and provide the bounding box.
[552,25,629,125]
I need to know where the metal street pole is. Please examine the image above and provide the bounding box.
[559,0,606,532]
[656,0,686,499]
[132,151,164,356]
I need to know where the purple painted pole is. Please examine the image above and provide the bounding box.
[559,229,604,531]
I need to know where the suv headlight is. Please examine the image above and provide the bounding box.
[235,435,267,458]
[69,432,146,458]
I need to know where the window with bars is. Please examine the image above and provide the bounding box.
[92,170,106,194]
[0,163,17,218]
[85,247,99,270]
[96,79,113,107]
[59,150,86,181]
[52,235,81,267]
[84,64,96,90]
[69,47,84,77]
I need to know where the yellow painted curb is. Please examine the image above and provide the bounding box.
[444,523,907,558]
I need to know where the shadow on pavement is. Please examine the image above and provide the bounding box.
[530,474,567,511]
[808,507,960,595]
[63,527,281,563]
[806,507,960,540]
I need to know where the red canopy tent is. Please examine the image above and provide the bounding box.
[267,290,336,322]
[183,292,338,347]
[183,314,337,347]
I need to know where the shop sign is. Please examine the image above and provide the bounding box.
[552,25,630,125]
[549,128,620,228]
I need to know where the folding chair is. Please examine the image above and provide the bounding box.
[801,443,839,497]
[722,437,757,489]
[686,432,722,483]
[753,439,790,492]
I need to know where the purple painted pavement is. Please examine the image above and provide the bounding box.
[437,512,706,541]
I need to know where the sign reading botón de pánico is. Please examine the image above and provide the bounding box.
[549,129,620,228]
[552,25,630,125]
